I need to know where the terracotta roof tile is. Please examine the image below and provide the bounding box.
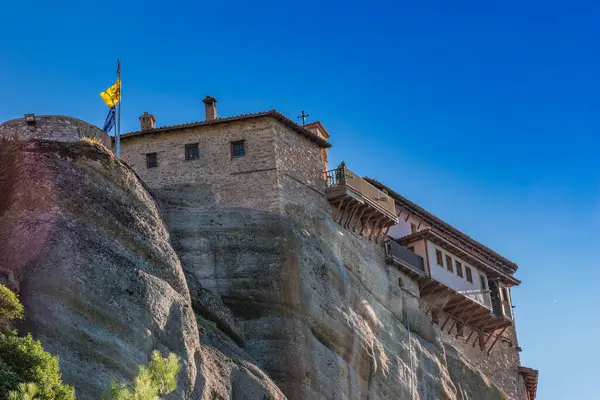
[119,110,332,148]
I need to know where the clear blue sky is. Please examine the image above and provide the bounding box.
[1,1,598,398]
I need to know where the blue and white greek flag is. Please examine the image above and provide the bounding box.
[103,106,116,133]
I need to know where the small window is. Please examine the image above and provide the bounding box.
[397,277,404,288]
[185,144,199,161]
[407,246,415,253]
[410,223,417,233]
[465,266,473,283]
[436,249,443,266]
[502,287,510,301]
[146,153,157,169]
[431,308,439,325]
[480,275,487,290]
[446,255,453,272]
[456,261,463,278]
[231,140,245,158]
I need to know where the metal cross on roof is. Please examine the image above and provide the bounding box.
[297,110,310,126]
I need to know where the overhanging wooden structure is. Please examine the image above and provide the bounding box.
[519,366,539,400]
[385,238,513,352]
[325,167,398,242]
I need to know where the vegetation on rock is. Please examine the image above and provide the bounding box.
[0,285,75,400]
[103,350,181,400]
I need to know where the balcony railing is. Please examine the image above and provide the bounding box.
[458,288,493,310]
[325,167,396,217]
[384,240,427,277]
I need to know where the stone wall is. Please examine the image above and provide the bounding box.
[119,118,281,212]
[120,117,332,216]
[272,121,330,214]
[0,115,110,146]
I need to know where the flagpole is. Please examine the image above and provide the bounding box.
[116,58,121,157]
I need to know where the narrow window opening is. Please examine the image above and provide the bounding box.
[446,255,454,272]
[456,261,463,278]
[146,153,157,168]
[397,277,404,288]
[185,144,199,161]
[231,140,245,158]
[436,249,443,266]
[410,223,417,233]
[465,266,473,283]
[431,308,440,325]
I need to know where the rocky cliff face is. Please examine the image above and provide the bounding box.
[155,186,508,400]
[0,137,284,400]
[0,116,509,399]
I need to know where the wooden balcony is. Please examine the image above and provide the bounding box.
[325,167,398,241]
[384,240,427,279]
[419,279,513,353]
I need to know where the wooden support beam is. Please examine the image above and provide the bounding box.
[338,201,351,225]
[351,206,367,232]
[487,326,508,354]
[404,210,412,222]
[369,217,385,240]
[462,305,484,327]
[344,203,360,228]
[426,290,455,316]
[466,318,489,343]
[336,198,346,214]
[396,205,405,218]
[441,299,467,330]
[482,327,497,349]
[448,303,475,334]
[472,320,495,347]
[440,313,453,331]
[372,222,385,244]
[380,224,392,243]
[423,288,448,312]
[360,214,375,236]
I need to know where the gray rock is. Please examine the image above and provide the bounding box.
[0,139,285,400]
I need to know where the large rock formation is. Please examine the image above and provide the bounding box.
[0,134,284,399]
[155,186,508,400]
[0,115,509,399]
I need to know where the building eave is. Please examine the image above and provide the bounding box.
[118,110,332,148]
[365,177,519,273]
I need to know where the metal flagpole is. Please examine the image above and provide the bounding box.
[116,58,121,157]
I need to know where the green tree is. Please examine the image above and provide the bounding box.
[0,284,74,400]
[104,350,181,400]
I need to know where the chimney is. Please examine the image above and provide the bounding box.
[202,95,217,121]
[139,112,156,131]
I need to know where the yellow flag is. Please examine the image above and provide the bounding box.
[100,78,121,108]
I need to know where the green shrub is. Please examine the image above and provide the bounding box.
[104,350,181,400]
[0,285,74,400]
[8,382,39,400]
[0,285,23,321]
[0,333,75,400]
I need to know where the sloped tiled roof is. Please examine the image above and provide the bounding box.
[119,110,332,148]
[365,177,519,273]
